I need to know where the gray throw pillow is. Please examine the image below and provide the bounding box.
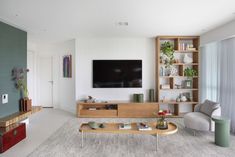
[200,99,220,116]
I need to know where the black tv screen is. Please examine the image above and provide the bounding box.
[93,60,142,88]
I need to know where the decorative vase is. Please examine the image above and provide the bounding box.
[19,98,32,112]
[157,117,168,130]
[133,94,144,103]
[149,89,155,102]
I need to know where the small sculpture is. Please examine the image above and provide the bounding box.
[85,96,96,103]
[180,95,187,102]
[183,54,193,64]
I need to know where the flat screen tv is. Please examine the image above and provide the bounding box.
[93,60,142,88]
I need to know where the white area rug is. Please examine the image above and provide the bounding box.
[28,118,235,157]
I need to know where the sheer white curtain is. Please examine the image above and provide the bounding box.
[200,42,219,102]
[201,37,235,133]
[219,38,235,133]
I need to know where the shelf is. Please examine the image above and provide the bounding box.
[160,63,198,66]
[160,88,198,91]
[159,101,198,104]
[160,76,199,78]
[174,50,199,53]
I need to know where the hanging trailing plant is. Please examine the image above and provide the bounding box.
[12,67,29,99]
[161,41,175,68]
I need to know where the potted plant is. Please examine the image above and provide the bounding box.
[12,67,32,112]
[157,110,168,130]
[160,41,175,68]
[184,67,198,89]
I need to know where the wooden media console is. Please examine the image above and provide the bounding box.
[77,101,159,118]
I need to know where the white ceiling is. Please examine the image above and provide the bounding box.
[0,0,235,43]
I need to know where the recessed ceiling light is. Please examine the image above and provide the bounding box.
[117,22,128,26]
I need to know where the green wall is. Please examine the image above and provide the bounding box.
[0,21,27,118]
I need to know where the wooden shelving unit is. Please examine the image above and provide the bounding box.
[156,36,200,117]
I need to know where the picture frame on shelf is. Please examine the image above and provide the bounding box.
[184,80,192,88]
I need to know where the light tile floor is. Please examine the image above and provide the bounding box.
[1,108,74,157]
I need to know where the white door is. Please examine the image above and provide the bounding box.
[27,51,36,105]
[39,57,53,107]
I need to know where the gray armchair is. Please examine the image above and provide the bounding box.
[184,100,221,132]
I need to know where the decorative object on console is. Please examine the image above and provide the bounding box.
[149,89,155,102]
[160,41,175,68]
[63,55,72,78]
[84,96,96,103]
[12,67,32,111]
[183,54,193,63]
[157,110,168,130]
[133,94,144,103]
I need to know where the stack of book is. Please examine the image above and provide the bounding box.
[137,123,152,131]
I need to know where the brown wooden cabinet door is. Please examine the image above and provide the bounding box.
[118,103,159,118]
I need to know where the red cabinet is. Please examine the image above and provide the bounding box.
[0,123,26,153]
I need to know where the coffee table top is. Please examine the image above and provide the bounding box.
[79,122,178,135]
